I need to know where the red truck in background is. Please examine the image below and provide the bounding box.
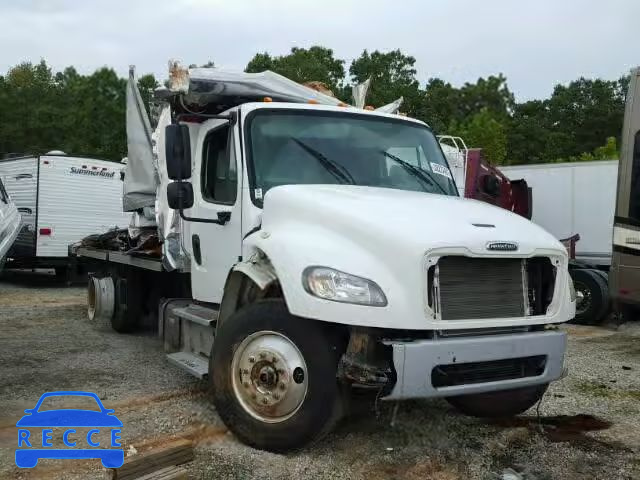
[441,137,609,326]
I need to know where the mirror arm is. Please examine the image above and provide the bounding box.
[174,179,230,225]
[178,206,230,225]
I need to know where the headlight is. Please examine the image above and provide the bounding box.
[302,267,387,307]
[568,275,576,302]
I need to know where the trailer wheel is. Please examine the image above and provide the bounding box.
[571,269,609,325]
[446,384,548,418]
[210,299,345,452]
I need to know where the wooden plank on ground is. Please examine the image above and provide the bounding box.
[134,466,188,480]
[104,439,193,480]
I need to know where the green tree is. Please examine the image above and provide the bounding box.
[246,46,345,94]
[418,78,461,132]
[546,77,626,159]
[417,75,514,135]
[450,109,508,165]
[348,49,422,115]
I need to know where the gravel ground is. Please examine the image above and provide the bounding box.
[0,270,639,480]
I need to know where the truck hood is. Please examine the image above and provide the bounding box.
[250,185,573,331]
[261,185,564,257]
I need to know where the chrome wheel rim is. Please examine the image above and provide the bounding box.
[574,282,592,315]
[231,331,308,423]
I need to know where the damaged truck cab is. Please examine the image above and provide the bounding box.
[80,68,575,452]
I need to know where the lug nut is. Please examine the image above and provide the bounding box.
[259,352,266,359]
[279,383,286,391]
[242,369,249,375]
[249,356,255,363]
[272,357,278,363]
[243,382,250,388]
[273,393,280,400]
[262,398,269,405]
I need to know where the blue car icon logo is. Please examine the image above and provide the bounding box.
[15,391,124,468]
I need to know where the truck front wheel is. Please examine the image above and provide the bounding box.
[446,384,548,418]
[210,299,344,452]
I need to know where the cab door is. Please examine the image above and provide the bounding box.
[187,119,243,303]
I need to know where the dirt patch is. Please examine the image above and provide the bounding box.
[2,276,640,480]
[369,458,461,480]
[576,380,640,401]
[581,333,640,359]
[563,324,617,339]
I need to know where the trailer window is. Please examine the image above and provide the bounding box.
[201,125,237,204]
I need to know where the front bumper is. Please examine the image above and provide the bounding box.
[383,330,567,400]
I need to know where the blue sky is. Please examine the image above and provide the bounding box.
[1,0,637,100]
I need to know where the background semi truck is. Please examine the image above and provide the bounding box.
[500,161,617,324]
[75,65,575,452]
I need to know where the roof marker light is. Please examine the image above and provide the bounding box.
[263,97,273,102]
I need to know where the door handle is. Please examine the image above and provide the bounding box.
[192,234,202,265]
[217,211,231,225]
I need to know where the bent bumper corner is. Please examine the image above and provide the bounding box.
[383,330,567,400]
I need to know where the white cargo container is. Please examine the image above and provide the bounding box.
[501,161,618,267]
[0,153,130,273]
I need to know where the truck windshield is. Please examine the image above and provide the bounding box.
[246,110,457,204]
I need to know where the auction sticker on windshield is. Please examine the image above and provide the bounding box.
[429,162,453,179]
[15,391,124,469]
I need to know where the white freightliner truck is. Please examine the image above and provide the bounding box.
[75,66,576,452]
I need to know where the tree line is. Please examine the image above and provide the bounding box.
[0,47,628,165]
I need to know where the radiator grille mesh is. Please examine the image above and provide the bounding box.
[437,257,525,320]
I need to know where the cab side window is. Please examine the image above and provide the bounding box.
[202,126,237,204]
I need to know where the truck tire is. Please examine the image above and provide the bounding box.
[446,384,548,418]
[571,268,609,325]
[210,299,345,452]
[110,273,142,333]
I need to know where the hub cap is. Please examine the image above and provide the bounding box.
[574,281,591,315]
[231,331,308,423]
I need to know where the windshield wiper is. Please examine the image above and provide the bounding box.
[382,150,449,195]
[292,138,356,185]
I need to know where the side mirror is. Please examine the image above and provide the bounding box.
[165,124,192,180]
[167,182,194,209]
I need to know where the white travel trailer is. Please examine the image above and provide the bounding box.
[0,153,130,275]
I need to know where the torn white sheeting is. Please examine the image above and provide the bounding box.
[123,66,158,211]
[375,97,403,114]
[168,65,344,108]
[352,78,371,109]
